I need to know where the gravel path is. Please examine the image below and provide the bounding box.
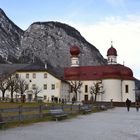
[0,107,140,140]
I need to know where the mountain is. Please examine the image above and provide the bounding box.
[0,8,24,63]
[0,8,106,77]
[19,21,106,76]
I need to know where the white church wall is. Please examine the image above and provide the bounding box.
[102,79,122,102]
[122,80,135,102]
[78,80,103,102]
[60,81,70,102]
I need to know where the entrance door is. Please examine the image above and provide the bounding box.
[84,95,88,101]
[28,94,32,102]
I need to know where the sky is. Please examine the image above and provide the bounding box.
[1,0,140,79]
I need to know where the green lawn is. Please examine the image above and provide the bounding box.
[0,102,45,108]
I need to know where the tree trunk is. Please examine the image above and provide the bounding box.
[2,91,5,101]
[10,91,14,102]
[95,94,97,102]
[75,92,77,101]
[35,94,37,102]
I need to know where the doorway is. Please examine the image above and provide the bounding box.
[84,95,88,101]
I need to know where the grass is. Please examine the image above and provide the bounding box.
[0,102,45,108]
[0,102,107,130]
[2,117,52,129]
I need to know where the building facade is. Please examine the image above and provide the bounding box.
[0,64,70,102]
[64,44,135,102]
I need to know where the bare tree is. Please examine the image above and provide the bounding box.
[8,75,19,102]
[17,77,28,102]
[90,81,103,102]
[0,73,11,101]
[70,81,82,102]
[33,86,42,102]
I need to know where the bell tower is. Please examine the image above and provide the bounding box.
[70,45,80,67]
[107,41,117,65]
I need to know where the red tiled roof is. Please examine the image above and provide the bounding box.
[64,64,134,80]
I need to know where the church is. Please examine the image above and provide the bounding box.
[64,43,135,102]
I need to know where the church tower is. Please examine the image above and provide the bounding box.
[107,41,117,65]
[70,45,80,67]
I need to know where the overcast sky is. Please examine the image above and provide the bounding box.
[1,0,140,79]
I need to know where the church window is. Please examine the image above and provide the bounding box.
[85,85,88,93]
[70,85,73,92]
[125,85,129,93]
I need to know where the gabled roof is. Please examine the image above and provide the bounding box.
[0,64,29,76]
[17,63,47,72]
[0,63,67,83]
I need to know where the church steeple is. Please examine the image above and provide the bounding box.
[107,41,117,65]
[70,45,80,67]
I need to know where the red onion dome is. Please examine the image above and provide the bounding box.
[70,45,80,56]
[107,46,117,56]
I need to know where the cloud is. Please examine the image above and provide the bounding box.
[66,15,140,78]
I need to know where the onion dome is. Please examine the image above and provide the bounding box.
[70,45,80,56]
[107,46,117,56]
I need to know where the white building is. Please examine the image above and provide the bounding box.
[0,64,70,102]
[64,44,135,102]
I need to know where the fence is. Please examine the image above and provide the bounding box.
[0,104,88,122]
[0,101,113,123]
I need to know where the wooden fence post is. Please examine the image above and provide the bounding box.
[61,104,64,110]
[39,105,42,118]
[79,104,81,112]
[18,105,22,121]
[71,104,73,114]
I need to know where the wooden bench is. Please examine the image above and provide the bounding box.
[80,105,92,114]
[100,105,107,110]
[50,109,68,121]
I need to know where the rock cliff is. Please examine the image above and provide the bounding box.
[0,8,106,76]
[0,8,24,63]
